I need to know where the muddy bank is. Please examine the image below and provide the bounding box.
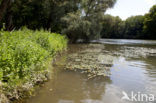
[0,53,66,103]
[0,64,50,103]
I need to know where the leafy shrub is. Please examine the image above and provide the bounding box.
[34,30,67,55]
[0,28,67,86]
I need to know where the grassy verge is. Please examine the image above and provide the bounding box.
[0,28,67,102]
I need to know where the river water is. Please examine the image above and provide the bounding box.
[25,39,156,103]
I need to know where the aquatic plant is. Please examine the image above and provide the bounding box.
[64,44,113,79]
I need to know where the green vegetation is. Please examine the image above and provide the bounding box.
[100,15,123,38]
[143,5,156,39]
[101,5,156,39]
[0,0,156,102]
[101,15,145,39]
[65,44,112,79]
[62,0,116,42]
[124,15,144,39]
[0,28,67,102]
[100,15,145,39]
[1,0,155,41]
[0,0,117,42]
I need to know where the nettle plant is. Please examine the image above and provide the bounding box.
[0,28,67,85]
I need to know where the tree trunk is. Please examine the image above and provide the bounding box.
[6,0,13,30]
[0,0,11,22]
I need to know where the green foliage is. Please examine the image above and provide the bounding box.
[1,0,155,43]
[62,12,91,42]
[101,15,145,39]
[101,5,156,40]
[0,28,67,85]
[101,15,123,38]
[124,15,144,39]
[34,30,67,54]
[11,0,48,29]
[143,5,156,39]
[62,0,117,42]
[9,0,80,31]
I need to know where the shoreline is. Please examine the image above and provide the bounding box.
[0,29,67,103]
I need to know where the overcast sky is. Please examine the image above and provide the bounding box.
[106,0,156,20]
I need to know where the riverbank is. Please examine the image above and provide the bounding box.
[0,28,67,103]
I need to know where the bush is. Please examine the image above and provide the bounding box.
[0,28,67,86]
[34,30,67,54]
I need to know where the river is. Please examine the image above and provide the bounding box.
[25,39,156,103]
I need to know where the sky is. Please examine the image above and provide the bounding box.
[106,0,156,20]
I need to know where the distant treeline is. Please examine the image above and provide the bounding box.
[101,5,156,40]
[0,0,156,42]
[0,0,117,43]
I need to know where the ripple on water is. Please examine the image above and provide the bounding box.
[26,40,156,103]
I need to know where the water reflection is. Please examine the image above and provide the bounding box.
[26,70,112,103]
[26,39,156,103]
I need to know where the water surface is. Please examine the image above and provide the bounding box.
[26,39,156,103]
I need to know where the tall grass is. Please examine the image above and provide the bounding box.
[0,28,67,101]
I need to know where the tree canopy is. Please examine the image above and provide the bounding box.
[0,1,156,42]
[62,0,117,42]
[143,5,156,39]
[100,15,123,38]
[124,15,144,39]
[100,4,156,40]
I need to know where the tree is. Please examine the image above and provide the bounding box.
[100,15,145,39]
[100,15,123,38]
[0,0,11,22]
[62,0,117,42]
[9,0,80,31]
[0,0,118,42]
[11,0,48,29]
[143,5,156,39]
[124,15,144,39]
[45,0,80,32]
[62,12,91,43]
